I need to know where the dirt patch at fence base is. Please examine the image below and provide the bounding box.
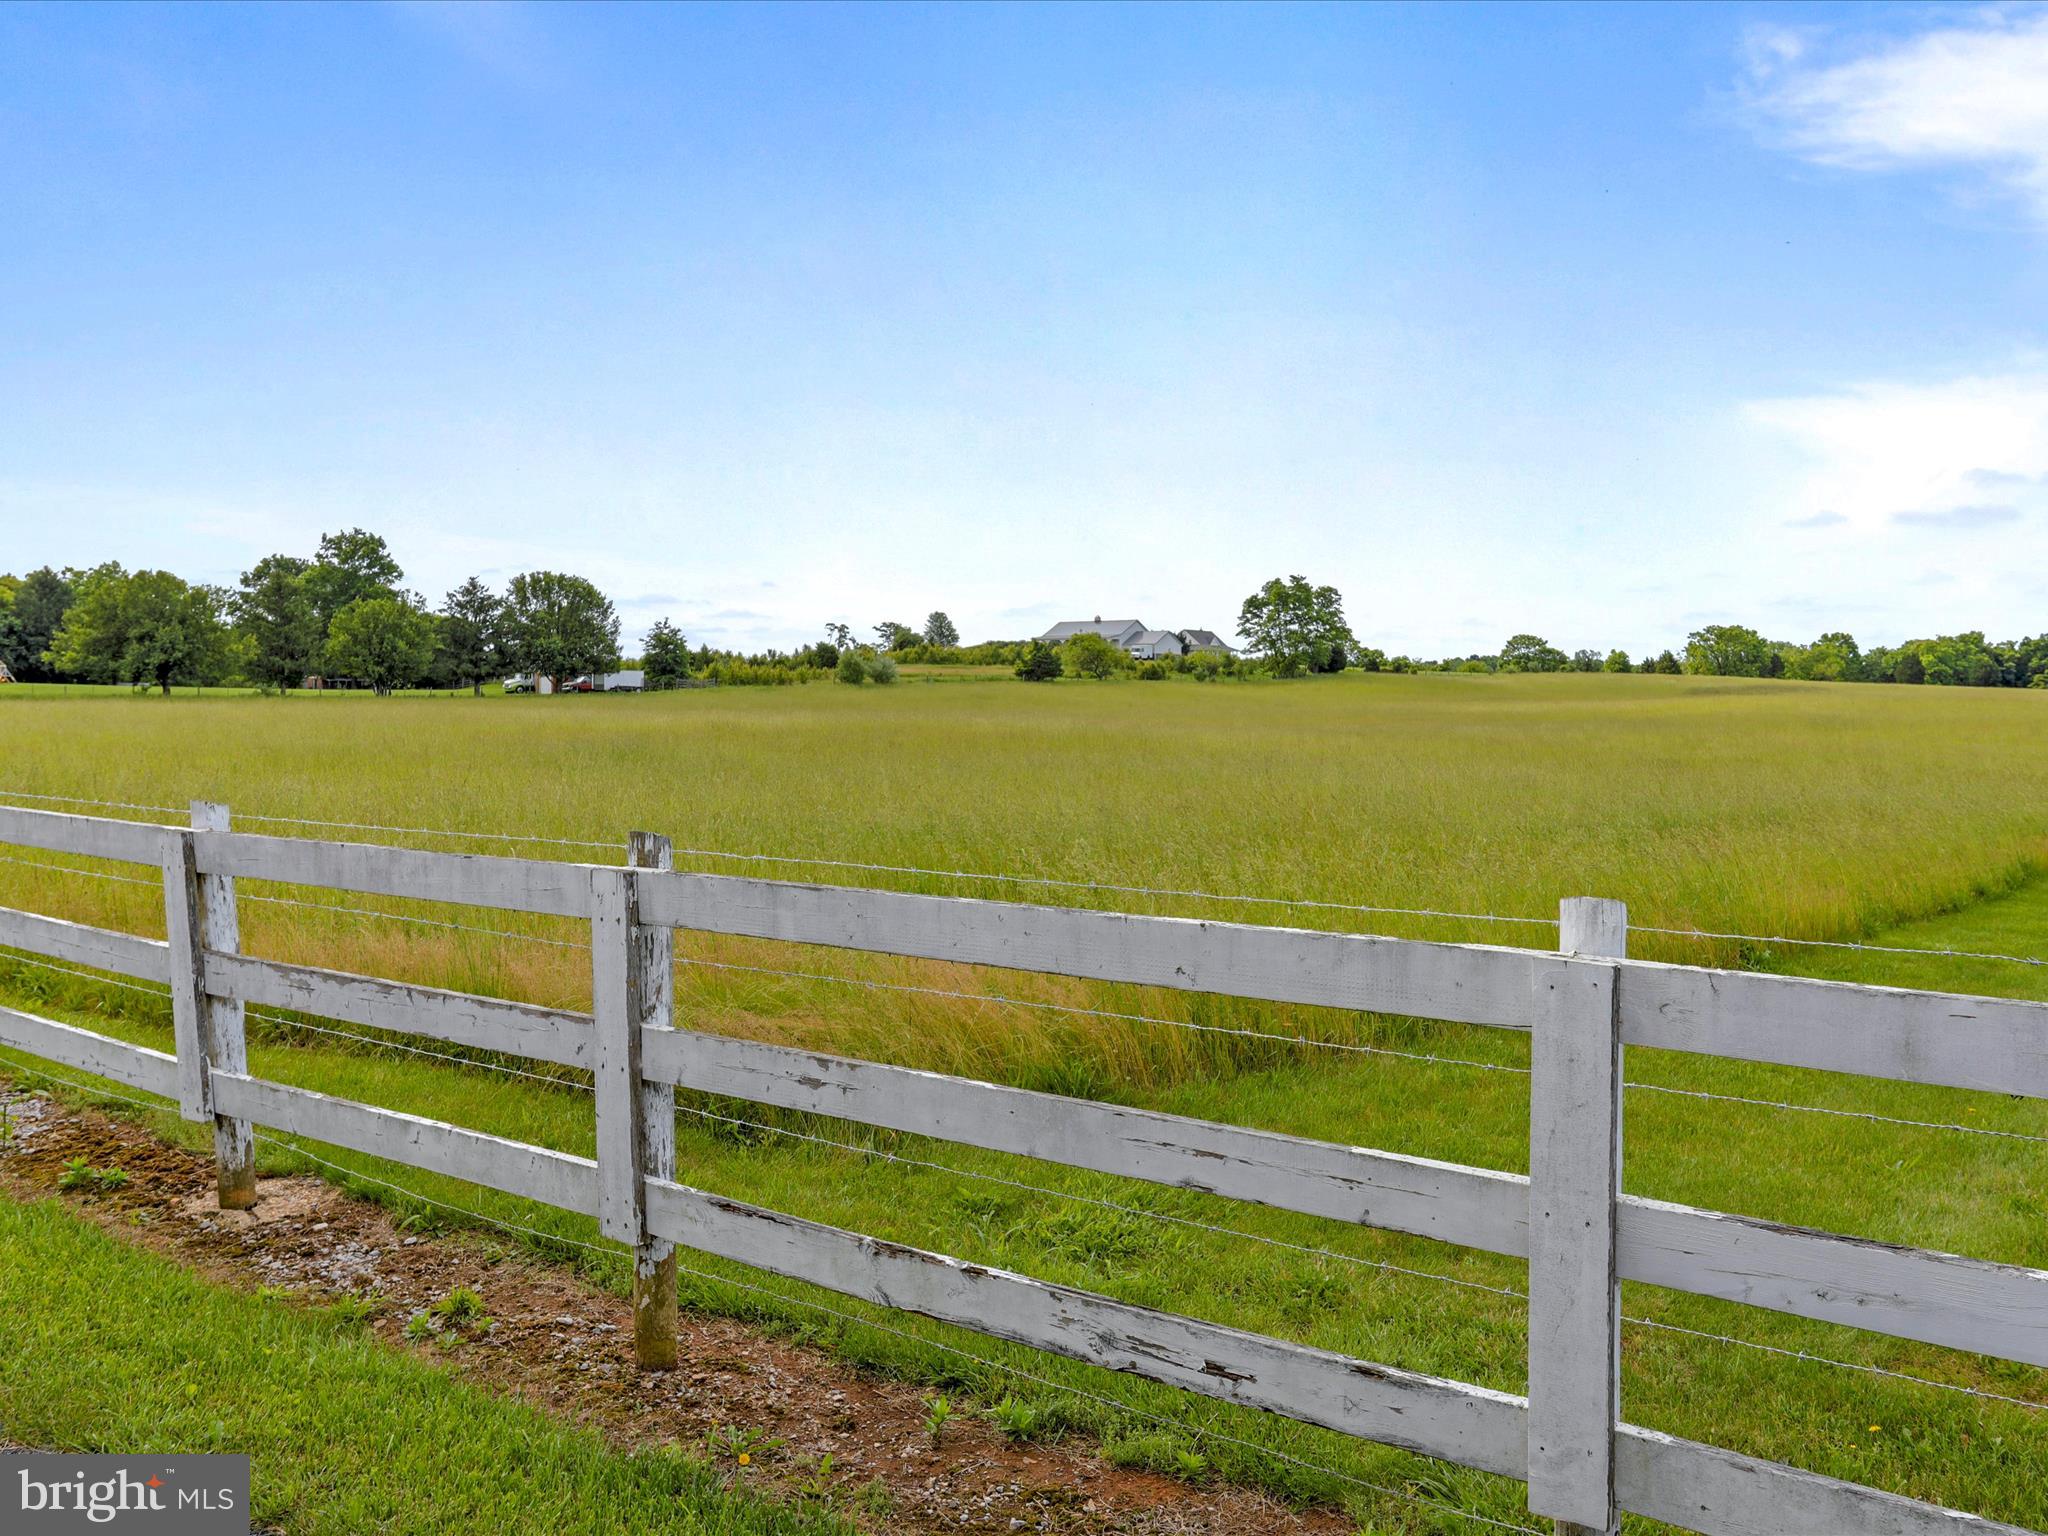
[0,1090,1352,1536]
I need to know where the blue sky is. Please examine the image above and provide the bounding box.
[3,2,2045,657]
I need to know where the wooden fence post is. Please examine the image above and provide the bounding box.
[591,843,679,1369]
[1527,897,1626,1536]
[160,801,257,1209]
[630,831,678,1369]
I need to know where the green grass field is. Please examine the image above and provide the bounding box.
[0,1198,856,1536]
[2,672,2045,1533]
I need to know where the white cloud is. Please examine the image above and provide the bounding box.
[1747,370,2048,530]
[1742,8,2048,221]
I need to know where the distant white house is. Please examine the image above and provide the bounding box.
[1036,617,1235,660]
[1038,618,1148,649]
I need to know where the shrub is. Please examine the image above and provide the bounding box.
[1060,632,1129,680]
[1136,660,1167,680]
[835,650,867,685]
[866,652,899,685]
[1014,640,1061,682]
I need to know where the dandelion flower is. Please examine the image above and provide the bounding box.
[738,1452,750,1466]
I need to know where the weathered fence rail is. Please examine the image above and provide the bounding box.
[0,799,2042,1536]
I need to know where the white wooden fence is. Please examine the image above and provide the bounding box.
[0,800,2043,1536]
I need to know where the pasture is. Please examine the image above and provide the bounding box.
[2,671,2045,1533]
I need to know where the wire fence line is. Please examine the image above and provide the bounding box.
[658,1101,2048,1416]
[0,851,160,889]
[1635,923,2048,972]
[5,877,2046,1149]
[0,1052,1542,1536]
[4,1035,2040,1429]
[8,789,2048,973]
[8,950,2039,1417]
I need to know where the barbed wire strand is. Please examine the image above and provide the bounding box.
[672,952,1537,1074]
[665,1102,2048,1413]
[242,892,592,949]
[0,1050,1538,1536]
[1635,924,2048,972]
[0,789,186,817]
[671,1100,1528,1301]
[1623,1079,2048,1145]
[0,852,161,888]
[13,790,2048,972]
[3,1037,2038,1417]
[240,1143,1542,1532]
[5,920,2043,1149]
[1624,1317,2046,1413]
[0,790,1552,927]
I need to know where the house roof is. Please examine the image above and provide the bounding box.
[1039,619,1145,643]
[1128,629,1180,647]
[1178,629,1233,650]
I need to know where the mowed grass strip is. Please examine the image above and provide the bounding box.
[0,1196,855,1536]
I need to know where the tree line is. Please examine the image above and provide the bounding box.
[1411,625,2048,687]
[0,534,993,695]
[0,532,630,696]
[4,546,2039,693]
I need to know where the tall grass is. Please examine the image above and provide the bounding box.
[2,671,2045,1090]
[4,673,2047,1530]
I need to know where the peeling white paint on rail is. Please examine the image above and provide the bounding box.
[202,950,591,1070]
[0,1004,179,1099]
[0,905,171,984]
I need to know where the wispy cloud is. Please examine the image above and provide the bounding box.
[1892,502,2023,528]
[387,1,557,89]
[1741,9,2048,222]
[1746,369,2048,530]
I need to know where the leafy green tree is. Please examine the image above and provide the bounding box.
[1602,649,1632,673]
[1499,634,1568,672]
[1570,648,1602,672]
[642,619,692,689]
[1786,631,1861,682]
[1653,650,1681,674]
[824,622,854,652]
[49,566,225,695]
[232,555,320,693]
[499,571,620,691]
[1060,631,1130,679]
[1236,575,1354,677]
[1893,649,1925,685]
[922,611,960,647]
[875,620,919,652]
[1014,639,1061,681]
[1683,624,1773,677]
[1908,632,2000,686]
[304,528,403,639]
[325,597,435,696]
[438,577,503,696]
[0,567,75,681]
[2004,634,2048,688]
